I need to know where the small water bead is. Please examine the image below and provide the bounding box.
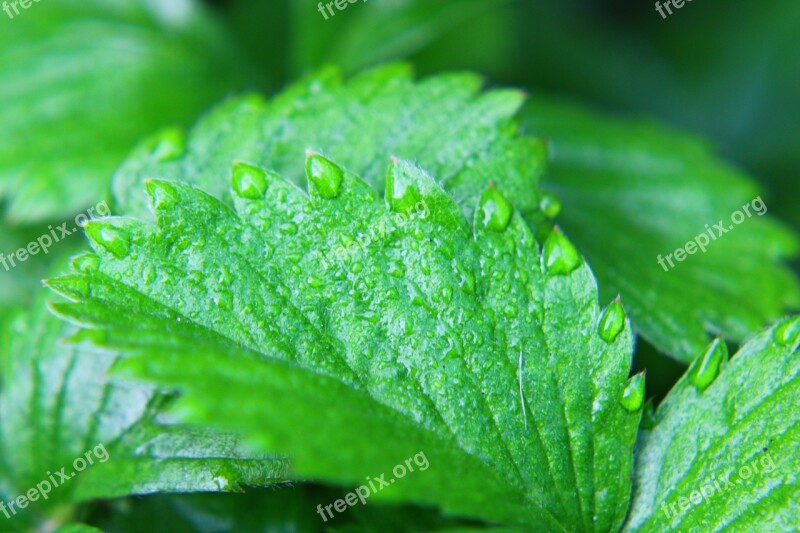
[279,222,299,235]
[543,228,581,275]
[440,286,453,304]
[142,265,156,284]
[232,162,269,199]
[689,337,728,392]
[539,192,562,219]
[305,275,324,288]
[619,372,646,412]
[387,262,405,278]
[598,297,626,343]
[306,152,343,199]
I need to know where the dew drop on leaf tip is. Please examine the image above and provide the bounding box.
[598,297,626,343]
[85,222,130,259]
[773,316,800,349]
[543,228,581,275]
[232,161,269,200]
[306,151,344,199]
[619,373,646,413]
[688,337,728,392]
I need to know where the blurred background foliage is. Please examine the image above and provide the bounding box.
[0,0,797,481]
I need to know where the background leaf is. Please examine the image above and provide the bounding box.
[0,0,250,224]
[523,98,800,361]
[626,318,800,531]
[0,289,289,528]
[112,65,544,225]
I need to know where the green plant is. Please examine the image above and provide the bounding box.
[1,65,796,531]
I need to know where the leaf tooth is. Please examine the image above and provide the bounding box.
[542,227,582,276]
[71,252,101,274]
[145,178,180,212]
[305,151,344,200]
[43,275,90,302]
[230,161,272,200]
[147,127,186,162]
[598,297,626,344]
[84,219,132,260]
[772,316,800,350]
[385,157,464,231]
[476,185,513,233]
[619,372,646,413]
[688,337,729,392]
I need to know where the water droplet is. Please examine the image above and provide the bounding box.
[150,128,185,162]
[84,222,130,259]
[387,261,405,278]
[386,157,423,213]
[306,152,343,199]
[307,275,327,289]
[478,187,513,232]
[539,192,561,219]
[598,297,626,343]
[689,337,728,392]
[71,253,100,273]
[350,261,364,274]
[279,222,298,235]
[143,265,156,284]
[543,228,581,275]
[145,179,179,211]
[232,161,269,199]
[619,372,645,412]
[440,286,453,304]
[773,317,800,348]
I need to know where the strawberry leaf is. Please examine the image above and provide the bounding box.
[523,98,800,362]
[112,64,546,227]
[50,155,641,531]
[0,291,289,528]
[0,0,248,224]
[626,318,800,531]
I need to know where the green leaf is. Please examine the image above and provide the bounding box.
[626,318,800,531]
[55,525,105,533]
[0,0,248,224]
[0,290,289,528]
[85,485,477,532]
[522,98,800,362]
[112,64,545,227]
[85,487,324,533]
[287,0,517,77]
[50,155,641,531]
